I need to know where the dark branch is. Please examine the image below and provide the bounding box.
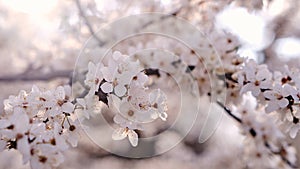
[0,70,72,82]
[216,101,297,168]
[216,101,242,123]
[75,0,104,46]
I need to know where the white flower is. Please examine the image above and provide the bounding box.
[285,107,300,138]
[100,51,141,97]
[240,60,272,96]
[44,86,74,117]
[18,135,31,164]
[112,127,138,147]
[84,61,103,94]
[112,114,142,147]
[148,89,168,121]
[76,93,103,120]
[30,144,64,169]
[263,84,296,113]
[0,109,30,139]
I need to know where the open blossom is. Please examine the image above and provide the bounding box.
[100,51,141,97]
[111,87,168,123]
[110,87,168,147]
[84,62,103,94]
[76,93,103,119]
[284,105,300,139]
[44,86,75,117]
[239,60,272,96]
[112,114,142,147]
[148,89,168,121]
[80,50,169,148]
[29,144,65,169]
[263,84,297,113]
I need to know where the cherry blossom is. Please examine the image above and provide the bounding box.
[112,114,142,147]
[84,62,103,94]
[239,60,272,96]
[263,84,296,113]
[100,51,141,97]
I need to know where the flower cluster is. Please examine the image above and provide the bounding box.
[231,95,297,169]
[79,51,168,147]
[232,60,300,139]
[0,85,79,169]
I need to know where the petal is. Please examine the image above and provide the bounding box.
[0,140,6,152]
[112,128,127,140]
[290,125,300,138]
[88,62,96,73]
[240,83,254,95]
[149,89,160,103]
[128,130,138,147]
[245,71,256,82]
[101,67,114,82]
[0,119,10,129]
[252,87,261,97]
[31,85,40,93]
[265,101,279,113]
[67,133,78,147]
[55,86,65,100]
[100,82,113,93]
[30,157,43,169]
[114,85,127,97]
[256,68,271,81]
[136,72,148,84]
[17,137,30,164]
[278,98,289,108]
[61,102,75,113]
[260,80,272,89]
[263,91,276,99]
[50,152,64,167]
[64,85,72,98]
[282,84,296,97]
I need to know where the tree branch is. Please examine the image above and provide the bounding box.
[75,0,105,46]
[0,70,72,82]
[216,101,242,123]
[216,101,297,168]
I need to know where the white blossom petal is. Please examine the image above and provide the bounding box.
[278,98,289,108]
[0,140,6,152]
[265,101,279,113]
[17,137,31,164]
[101,67,114,82]
[112,128,127,140]
[61,102,75,113]
[128,130,138,147]
[290,125,300,138]
[55,86,65,100]
[240,83,254,95]
[114,85,127,97]
[100,82,113,93]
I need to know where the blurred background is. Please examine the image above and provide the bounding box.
[0,0,300,168]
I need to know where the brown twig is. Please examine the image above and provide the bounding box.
[75,0,105,46]
[216,101,298,168]
[0,70,72,82]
